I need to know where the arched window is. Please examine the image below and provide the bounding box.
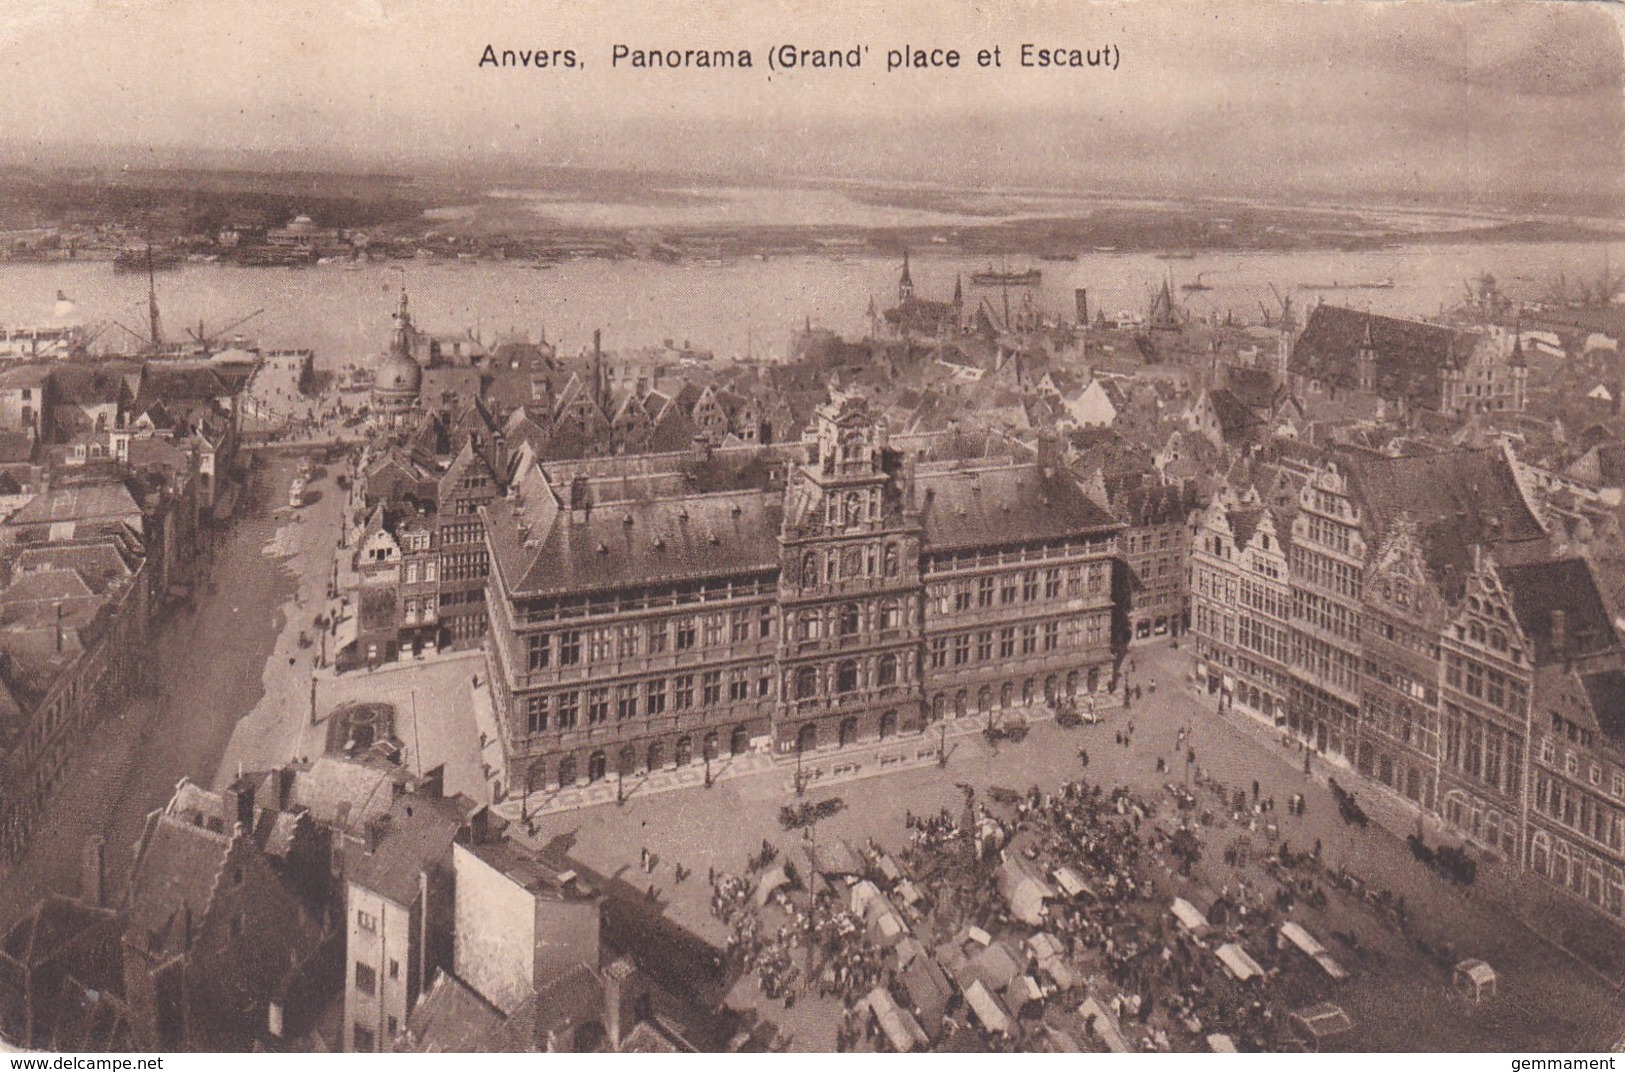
[796,666,819,700]
[932,693,945,720]
[837,660,858,694]
[839,603,860,637]
[1490,629,1508,652]
[879,710,897,739]
[954,689,968,717]
[877,654,898,687]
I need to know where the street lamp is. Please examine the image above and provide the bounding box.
[794,736,806,797]
[938,723,948,767]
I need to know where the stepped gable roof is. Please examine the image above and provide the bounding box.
[1341,448,1546,597]
[123,808,233,958]
[1581,669,1625,745]
[1498,558,1618,666]
[492,486,783,598]
[1291,304,1470,405]
[1106,474,1192,527]
[917,463,1120,553]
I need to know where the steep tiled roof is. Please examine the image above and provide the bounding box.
[917,464,1120,553]
[401,971,507,1052]
[1581,669,1625,745]
[123,812,232,958]
[1291,305,1468,408]
[344,793,476,906]
[1342,448,1547,596]
[1498,558,1618,666]
[491,488,783,598]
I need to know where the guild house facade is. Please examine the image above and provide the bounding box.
[484,395,1123,798]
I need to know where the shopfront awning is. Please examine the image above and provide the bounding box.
[1215,942,1263,982]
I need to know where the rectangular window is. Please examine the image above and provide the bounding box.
[645,679,667,716]
[617,624,639,659]
[389,960,399,980]
[1021,625,1038,655]
[731,611,751,644]
[674,675,694,711]
[587,688,609,725]
[589,628,613,663]
[1023,570,1039,601]
[1044,568,1062,599]
[703,615,724,647]
[616,684,638,721]
[355,962,377,996]
[676,618,697,650]
[953,635,970,665]
[703,671,723,706]
[558,630,581,666]
[930,638,947,669]
[977,631,993,661]
[647,621,668,654]
[759,605,774,639]
[556,691,579,729]
[527,634,551,672]
[356,910,377,932]
[729,674,750,702]
[526,695,548,734]
[1043,621,1059,652]
[1066,566,1082,597]
[1001,575,1018,604]
[978,576,994,607]
[759,673,772,698]
[1000,628,1016,659]
[954,587,974,612]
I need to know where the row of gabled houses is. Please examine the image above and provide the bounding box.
[1190,436,1625,925]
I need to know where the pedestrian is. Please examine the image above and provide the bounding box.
[641,846,651,871]
[1252,779,1260,801]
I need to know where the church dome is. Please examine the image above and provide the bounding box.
[372,289,422,410]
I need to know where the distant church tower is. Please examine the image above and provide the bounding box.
[898,251,914,303]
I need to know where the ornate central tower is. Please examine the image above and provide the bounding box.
[775,394,925,758]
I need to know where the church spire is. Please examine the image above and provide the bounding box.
[898,250,914,302]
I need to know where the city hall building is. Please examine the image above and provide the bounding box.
[484,394,1124,799]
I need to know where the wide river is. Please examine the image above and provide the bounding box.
[0,239,1620,368]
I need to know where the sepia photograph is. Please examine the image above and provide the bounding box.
[0,0,1620,1056]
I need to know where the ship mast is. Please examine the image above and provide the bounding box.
[145,239,163,350]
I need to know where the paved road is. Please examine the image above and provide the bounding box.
[0,454,321,926]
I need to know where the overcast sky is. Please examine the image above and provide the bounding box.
[1,0,1620,204]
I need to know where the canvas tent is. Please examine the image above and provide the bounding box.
[863,986,929,1052]
[1290,1003,1354,1050]
[1171,897,1211,934]
[1215,942,1264,982]
[1078,996,1131,1053]
[1453,959,1497,1003]
[964,980,1012,1036]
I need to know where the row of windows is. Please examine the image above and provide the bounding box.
[441,551,488,582]
[523,666,774,734]
[526,607,774,671]
[1290,547,1363,600]
[927,617,1105,668]
[929,564,1102,614]
[1302,511,1355,556]
[792,600,903,642]
[1443,652,1527,716]
[1293,633,1361,695]
[801,540,901,587]
[1294,589,1361,643]
[794,655,901,699]
[1533,773,1625,852]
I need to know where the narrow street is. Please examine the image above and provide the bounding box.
[0,453,331,927]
